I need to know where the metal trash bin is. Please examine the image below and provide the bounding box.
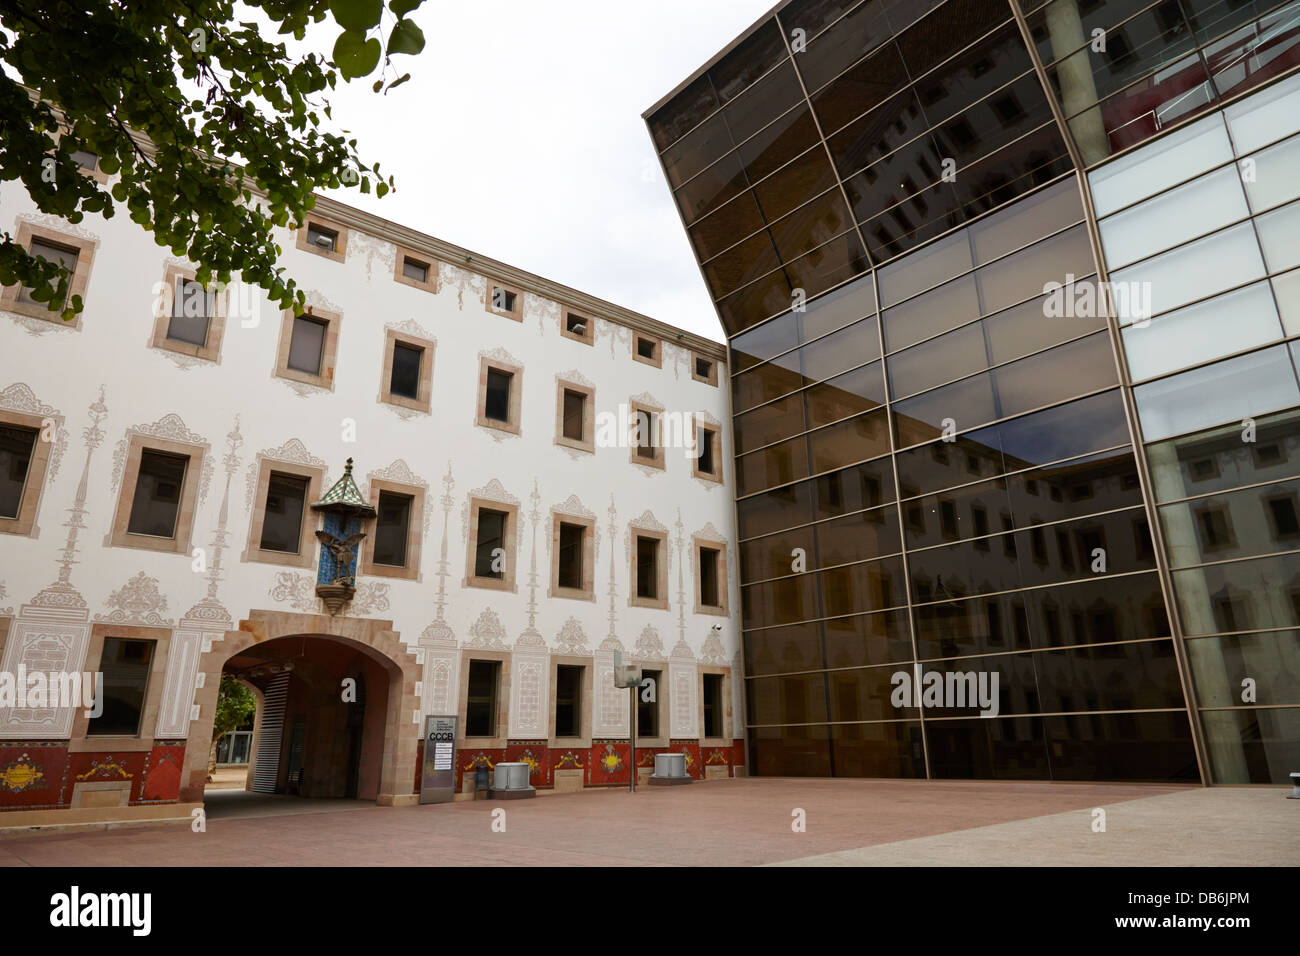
[649,752,692,786]
[654,753,687,778]
[493,761,534,794]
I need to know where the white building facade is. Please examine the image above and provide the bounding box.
[0,180,741,825]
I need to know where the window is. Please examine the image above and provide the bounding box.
[362,478,424,580]
[308,223,336,251]
[297,217,348,262]
[86,638,154,737]
[167,279,214,346]
[465,660,500,737]
[940,499,959,538]
[633,334,662,367]
[485,282,523,321]
[275,308,341,389]
[702,673,724,739]
[150,265,227,362]
[244,457,322,568]
[555,381,594,453]
[629,400,665,469]
[1194,505,1236,552]
[1,224,95,325]
[390,343,422,399]
[554,665,583,738]
[631,529,668,609]
[259,472,309,553]
[558,523,583,588]
[562,390,585,441]
[372,491,413,567]
[0,425,38,522]
[638,669,662,738]
[393,245,436,291]
[17,239,78,310]
[127,450,187,538]
[476,510,507,578]
[551,512,595,599]
[70,149,98,171]
[485,369,511,420]
[476,357,522,434]
[288,316,326,374]
[1266,495,1300,541]
[692,353,719,386]
[380,329,435,413]
[561,308,594,345]
[699,546,720,607]
[111,434,203,554]
[693,422,722,482]
[403,258,427,283]
[466,498,518,590]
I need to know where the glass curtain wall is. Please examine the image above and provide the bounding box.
[647,0,1300,783]
[1089,70,1300,782]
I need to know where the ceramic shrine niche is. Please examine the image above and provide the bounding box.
[312,458,377,615]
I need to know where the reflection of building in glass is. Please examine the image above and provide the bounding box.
[647,0,1300,784]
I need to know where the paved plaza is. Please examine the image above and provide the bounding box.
[0,779,1294,867]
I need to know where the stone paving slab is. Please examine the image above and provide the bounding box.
[0,778,1226,867]
[770,787,1299,866]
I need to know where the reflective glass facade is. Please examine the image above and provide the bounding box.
[648,0,1300,783]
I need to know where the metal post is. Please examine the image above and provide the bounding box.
[629,684,636,793]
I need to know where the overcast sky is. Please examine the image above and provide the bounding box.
[312,1,774,343]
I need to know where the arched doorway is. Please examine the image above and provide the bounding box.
[182,611,421,807]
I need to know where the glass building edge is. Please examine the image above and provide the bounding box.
[646,0,1300,784]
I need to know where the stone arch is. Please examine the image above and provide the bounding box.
[181,609,421,806]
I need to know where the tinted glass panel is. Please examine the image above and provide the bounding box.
[259,472,308,553]
[0,425,37,519]
[373,491,412,567]
[127,450,187,538]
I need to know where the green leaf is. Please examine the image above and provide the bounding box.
[386,19,425,56]
[389,0,422,16]
[333,30,382,79]
[384,73,411,93]
[328,0,383,33]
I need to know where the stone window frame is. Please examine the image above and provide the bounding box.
[484,280,524,321]
[393,245,437,292]
[628,524,669,611]
[628,398,665,470]
[0,221,97,329]
[242,455,325,569]
[361,477,425,581]
[691,418,723,484]
[632,332,662,368]
[475,355,523,436]
[692,534,729,616]
[0,406,56,538]
[295,215,349,264]
[549,655,593,748]
[464,495,519,592]
[560,307,595,346]
[108,433,204,556]
[274,306,342,390]
[379,327,435,414]
[148,263,229,363]
[691,352,720,386]
[70,623,173,753]
[697,666,731,745]
[549,509,596,602]
[458,648,510,748]
[554,378,595,453]
[634,664,670,748]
